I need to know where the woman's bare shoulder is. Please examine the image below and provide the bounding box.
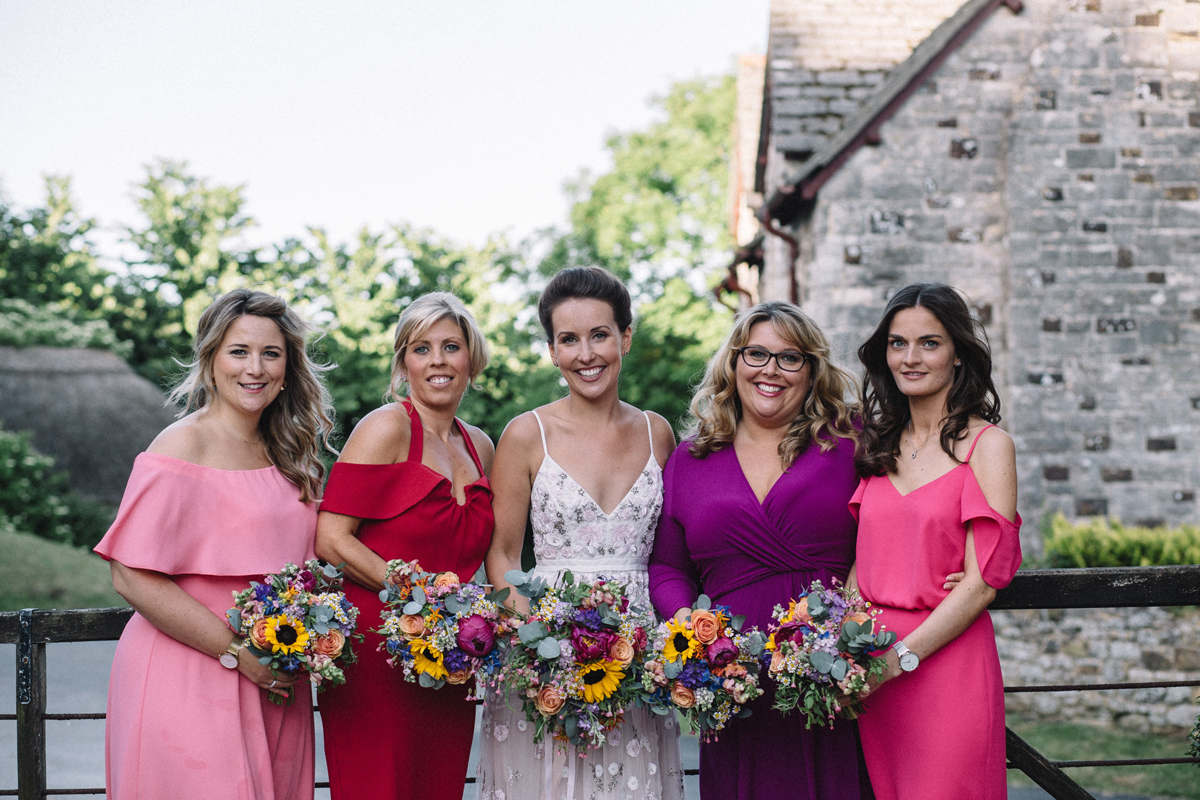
[146,415,206,462]
[340,404,411,465]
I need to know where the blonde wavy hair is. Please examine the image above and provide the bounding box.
[168,289,337,503]
[386,292,490,402]
[687,301,858,465]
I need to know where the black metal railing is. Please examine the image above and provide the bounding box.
[4,564,1200,799]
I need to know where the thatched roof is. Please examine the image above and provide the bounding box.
[0,347,178,503]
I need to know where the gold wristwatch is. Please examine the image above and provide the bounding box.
[219,640,243,669]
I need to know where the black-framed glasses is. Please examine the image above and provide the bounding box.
[735,346,809,372]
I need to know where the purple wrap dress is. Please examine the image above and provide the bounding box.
[648,436,864,800]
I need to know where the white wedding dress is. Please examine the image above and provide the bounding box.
[476,410,685,800]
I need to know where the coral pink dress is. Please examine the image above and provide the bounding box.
[316,401,494,800]
[849,426,1022,800]
[94,452,318,800]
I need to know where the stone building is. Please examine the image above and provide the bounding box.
[736,0,1200,544]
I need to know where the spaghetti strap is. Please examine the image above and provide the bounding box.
[456,418,486,476]
[401,400,423,463]
[965,424,997,462]
[643,411,655,461]
[531,409,549,457]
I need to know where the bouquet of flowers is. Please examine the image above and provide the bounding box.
[764,580,896,728]
[227,560,361,705]
[496,568,653,750]
[376,558,511,695]
[641,595,766,740]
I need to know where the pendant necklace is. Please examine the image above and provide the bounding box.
[906,424,936,459]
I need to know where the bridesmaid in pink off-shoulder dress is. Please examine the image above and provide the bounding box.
[95,290,336,800]
[849,283,1021,800]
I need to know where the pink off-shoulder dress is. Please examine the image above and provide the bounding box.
[849,426,1022,800]
[94,452,318,800]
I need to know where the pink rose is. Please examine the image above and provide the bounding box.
[608,636,635,667]
[399,614,427,638]
[689,609,720,645]
[313,630,345,658]
[670,682,696,709]
[456,614,496,658]
[433,571,460,591]
[535,685,565,715]
[250,619,271,650]
[705,636,738,668]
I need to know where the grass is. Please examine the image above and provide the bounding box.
[1009,721,1200,799]
[0,523,125,611]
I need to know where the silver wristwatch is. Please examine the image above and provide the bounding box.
[893,640,919,672]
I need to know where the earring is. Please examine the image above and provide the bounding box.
[552,361,559,368]
[955,360,961,367]
[281,381,287,391]
[399,374,408,383]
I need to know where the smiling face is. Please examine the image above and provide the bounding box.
[547,297,632,401]
[211,314,287,419]
[886,305,959,404]
[403,316,472,410]
[734,320,812,429]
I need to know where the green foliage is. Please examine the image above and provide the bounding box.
[0,176,111,316]
[1189,700,1199,765]
[0,429,114,549]
[1008,721,1198,798]
[1043,513,1200,568]
[0,298,131,355]
[0,516,125,611]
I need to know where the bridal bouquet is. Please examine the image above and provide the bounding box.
[227,559,361,705]
[376,558,511,695]
[765,580,896,728]
[641,595,766,741]
[497,569,653,750]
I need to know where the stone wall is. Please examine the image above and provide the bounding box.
[760,0,1200,540]
[995,607,1200,733]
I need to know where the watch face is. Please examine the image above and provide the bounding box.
[899,652,919,671]
[219,652,239,669]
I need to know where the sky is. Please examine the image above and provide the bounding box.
[0,1,770,256]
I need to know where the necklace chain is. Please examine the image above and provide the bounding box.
[906,424,937,459]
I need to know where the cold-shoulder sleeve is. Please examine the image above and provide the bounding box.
[94,453,316,576]
[649,444,701,619]
[318,461,444,520]
[961,469,1022,589]
[847,477,868,523]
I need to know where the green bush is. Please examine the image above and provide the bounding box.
[1043,512,1200,568]
[0,298,132,356]
[0,429,114,549]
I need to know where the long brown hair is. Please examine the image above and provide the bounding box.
[169,289,337,502]
[855,283,1000,478]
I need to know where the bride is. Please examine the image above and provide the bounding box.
[478,266,686,800]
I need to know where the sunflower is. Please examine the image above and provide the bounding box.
[662,618,701,663]
[264,615,309,655]
[578,659,625,703]
[410,638,448,680]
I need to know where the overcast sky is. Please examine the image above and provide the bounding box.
[1,1,769,254]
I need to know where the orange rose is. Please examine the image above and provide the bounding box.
[250,619,271,650]
[769,649,786,675]
[534,685,565,715]
[608,636,635,667]
[850,611,871,626]
[433,571,460,590]
[670,681,696,709]
[793,596,813,625]
[690,609,720,645]
[399,614,427,638]
[313,630,345,658]
[446,669,471,685]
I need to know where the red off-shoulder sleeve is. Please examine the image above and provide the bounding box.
[961,470,1022,589]
[318,461,445,520]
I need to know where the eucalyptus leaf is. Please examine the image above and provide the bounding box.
[807,594,828,621]
[322,563,341,578]
[842,620,861,640]
[418,672,438,688]
[485,587,511,604]
[226,610,241,630]
[695,594,712,610]
[731,614,746,632]
[313,621,330,636]
[663,660,683,679]
[537,637,562,660]
[258,656,273,666]
[402,601,423,616]
[444,595,465,615]
[378,589,390,602]
[517,621,548,645]
[562,570,575,586]
[737,707,753,718]
[808,650,835,674]
[565,715,579,738]
[652,704,669,715]
[412,586,426,605]
[830,658,849,681]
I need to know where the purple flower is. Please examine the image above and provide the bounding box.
[444,648,470,673]
[705,636,738,668]
[570,626,614,661]
[573,608,603,630]
[456,614,496,657]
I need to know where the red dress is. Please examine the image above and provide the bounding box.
[316,401,494,800]
[849,425,1022,800]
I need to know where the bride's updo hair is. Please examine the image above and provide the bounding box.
[537,266,632,339]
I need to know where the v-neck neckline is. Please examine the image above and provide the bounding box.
[539,453,656,517]
[886,463,965,498]
[730,443,786,506]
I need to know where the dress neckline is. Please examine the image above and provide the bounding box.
[400,400,487,506]
[536,452,658,518]
[885,462,966,498]
[141,451,279,474]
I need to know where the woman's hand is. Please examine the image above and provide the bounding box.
[943,571,966,590]
[233,642,302,699]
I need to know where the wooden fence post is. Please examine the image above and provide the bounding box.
[16,609,46,800]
